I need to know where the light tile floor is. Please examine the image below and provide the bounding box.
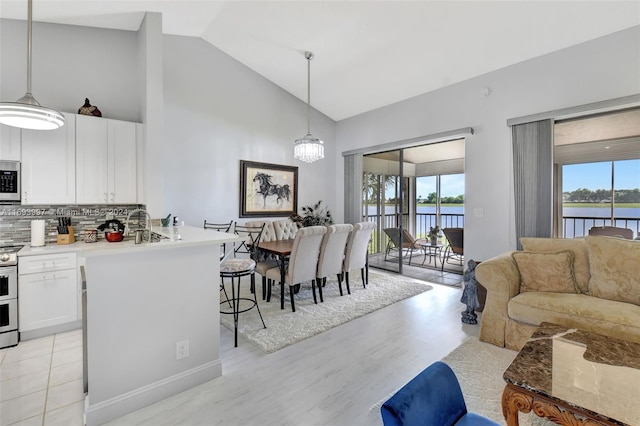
[0,329,84,426]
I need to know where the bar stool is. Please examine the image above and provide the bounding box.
[219,259,266,347]
[219,222,267,347]
[204,220,234,307]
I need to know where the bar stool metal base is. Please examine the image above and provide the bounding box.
[220,268,266,347]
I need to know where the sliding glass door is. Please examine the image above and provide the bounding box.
[363,149,407,273]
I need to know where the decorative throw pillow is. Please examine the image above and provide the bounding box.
[520,237,590,293]
[512,250,578,293]
[585,236,640,306]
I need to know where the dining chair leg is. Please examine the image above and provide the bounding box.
[261,276,267,301]
[289,286,296,312]
[337,273,344,296]
[316,277,327,303]
[311,280,318,304]
[345,271,351,295]
[360,268,366,289]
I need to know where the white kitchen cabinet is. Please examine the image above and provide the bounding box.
[76,115,137,204]
[21,114,76,204]
[18,252,78,332]
[0,125,21,161]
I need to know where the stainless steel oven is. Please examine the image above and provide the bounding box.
[0,246,21,348]
[0,160,21,203]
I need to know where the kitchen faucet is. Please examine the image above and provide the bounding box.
[125,209,152,243]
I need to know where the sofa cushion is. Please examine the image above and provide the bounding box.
[512,250,578,294]
[585,236,640,306]
[508,292,640,344]
[520,237,590,293]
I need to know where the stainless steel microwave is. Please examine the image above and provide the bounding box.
[0,161,20,203]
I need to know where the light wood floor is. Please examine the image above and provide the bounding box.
[107,271,480,426]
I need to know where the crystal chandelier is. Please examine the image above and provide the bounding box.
[293,51,324,163]
[0,0,65,130]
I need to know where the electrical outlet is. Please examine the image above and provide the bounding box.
[176,340,189,360]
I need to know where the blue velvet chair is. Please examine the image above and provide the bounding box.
[381,361,499,426]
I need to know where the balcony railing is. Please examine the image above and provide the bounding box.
[562,216,639,239]
[364,213,639,254]
[363,213,464,253]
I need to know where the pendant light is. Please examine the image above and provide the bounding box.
[293,51,324,163]
[0,0,65,130]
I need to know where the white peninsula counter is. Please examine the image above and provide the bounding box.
[78,226,240,425]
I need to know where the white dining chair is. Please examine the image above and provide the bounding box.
[265,226,327,312]
[316,224,353,298]
[342,222,376,294]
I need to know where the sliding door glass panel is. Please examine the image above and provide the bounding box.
[562,161,614,237]
[440,173,465,229]
[363,149,403,273]
[416,176,436,238]
[613,159,640,232]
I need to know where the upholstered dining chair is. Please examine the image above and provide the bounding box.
[441,227,464,272]
[272,219,299,241]
[316,224,353,298]
[588,226,634,239]
[265,226,327,312]
[381,361,499,426]
[342,222,376,294]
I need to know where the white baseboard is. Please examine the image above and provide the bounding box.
[85,359,222,426]
[20,320,82,341]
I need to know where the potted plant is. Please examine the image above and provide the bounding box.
[291,200,334,227]
[428,225,441,245]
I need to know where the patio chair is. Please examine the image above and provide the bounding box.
[588,226,633,239]
[441,227,464,271]
[383,227,426,265]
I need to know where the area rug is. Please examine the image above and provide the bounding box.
[369,337,551,425]
[220,271,432,353]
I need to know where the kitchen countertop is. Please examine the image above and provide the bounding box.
[18,225,239,257]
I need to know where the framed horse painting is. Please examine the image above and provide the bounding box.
[240,160,298,217]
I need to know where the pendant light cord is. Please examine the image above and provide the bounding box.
[305,51,314,135]
[26,0,33,95]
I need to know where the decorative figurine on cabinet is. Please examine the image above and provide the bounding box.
[78,98,102,117]
[460,259,480,324]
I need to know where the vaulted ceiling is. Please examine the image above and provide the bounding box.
[1,1,638,121]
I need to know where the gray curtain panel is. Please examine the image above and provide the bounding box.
[512,119,553,249]
[344,153,363,225]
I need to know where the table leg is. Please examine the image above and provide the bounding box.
[502,384,530,426]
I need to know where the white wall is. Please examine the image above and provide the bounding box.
[0,18,339,227]
[162,35,337,227]
[0,19,140,122]
[336,26,640,262]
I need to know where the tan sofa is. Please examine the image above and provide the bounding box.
[476,236,640,350]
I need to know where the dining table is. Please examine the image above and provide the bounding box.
[258,239,294,309]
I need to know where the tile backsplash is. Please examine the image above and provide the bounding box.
[0,204,145,246]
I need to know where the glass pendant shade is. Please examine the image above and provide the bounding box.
[294,132,324,163]
[0,0,65,130]
[293,51,323,163]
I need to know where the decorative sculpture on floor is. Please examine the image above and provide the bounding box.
[460,259,480,324]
